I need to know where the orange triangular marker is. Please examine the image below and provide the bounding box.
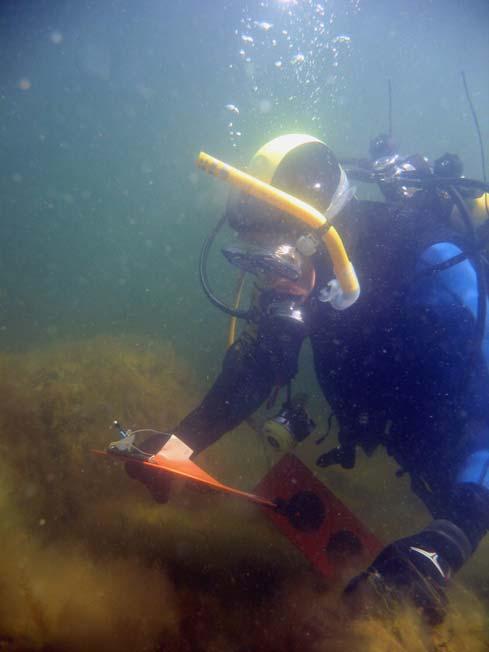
[92,447,277,509]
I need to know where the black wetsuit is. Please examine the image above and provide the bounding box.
[175,200,489,555]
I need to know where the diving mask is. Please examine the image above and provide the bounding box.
[222,242,303,281]
[222,241,316,297]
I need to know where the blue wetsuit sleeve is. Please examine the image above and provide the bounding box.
[407,242,489,549]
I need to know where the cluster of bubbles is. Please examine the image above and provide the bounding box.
[224,0,359,148]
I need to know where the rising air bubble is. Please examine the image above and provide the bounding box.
[254,21,273,31]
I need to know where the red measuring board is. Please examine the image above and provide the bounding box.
[255,453,383,580]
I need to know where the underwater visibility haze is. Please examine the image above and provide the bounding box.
[0,0,489,650]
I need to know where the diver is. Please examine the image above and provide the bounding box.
[126,133,489,625]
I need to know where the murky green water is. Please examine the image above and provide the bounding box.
[0,1,488,650]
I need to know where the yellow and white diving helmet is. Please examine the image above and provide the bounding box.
[225,134,352,238]
[196,134,360,351]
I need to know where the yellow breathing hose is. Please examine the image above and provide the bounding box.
[196,152,360,308]
[227,270,246,348]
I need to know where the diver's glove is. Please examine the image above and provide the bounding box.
[343,519,472,625]
[125,432,173,503]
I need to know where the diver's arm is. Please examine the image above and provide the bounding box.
[174,332,275,453]
[126,302,306,501]
[175,314,306,455]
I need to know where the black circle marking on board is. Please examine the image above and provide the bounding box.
[326,529,364,560]
[284,491,326,532]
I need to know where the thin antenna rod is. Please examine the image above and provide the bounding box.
[387,78,392,137]
[461,70,487,191]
